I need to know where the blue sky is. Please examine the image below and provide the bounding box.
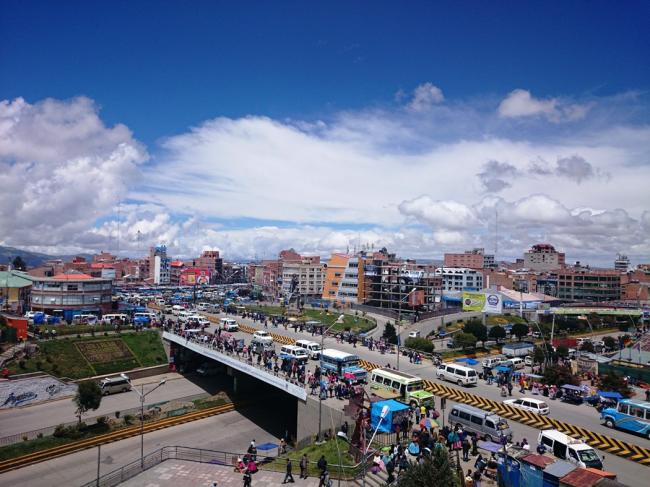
[2,1,648,145]
[0,1,649,264]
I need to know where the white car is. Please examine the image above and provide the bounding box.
[503,397,550,415]
[252,330,273,345]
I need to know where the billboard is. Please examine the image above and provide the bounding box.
[462,292,485,312]
[462,292,503,314]
[180,268,210,286]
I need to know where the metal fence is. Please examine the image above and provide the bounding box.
[79,445,369,487]
[0,392,211,446]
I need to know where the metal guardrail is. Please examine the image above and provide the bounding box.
[0,392,212,447]
[80,445,369,487]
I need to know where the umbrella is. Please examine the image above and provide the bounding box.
[407,442,420,456]
[419,417,439,430]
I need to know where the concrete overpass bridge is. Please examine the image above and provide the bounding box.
[162,331,307,400]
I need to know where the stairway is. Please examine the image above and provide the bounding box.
[352,468,390,487]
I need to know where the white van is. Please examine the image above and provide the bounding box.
[538,429,603,469]
[177,311,192,323]
[504,397,550,415]
[171,305,184,316]
[99,376,132,395]
[436,363,478,386]
[252,330,274,346]
[449,404,513,442]
[102,314,129,324]
[279,345,309,364]
[295,340,322,359]
[504,357,525,370]
[73,314,98,325]
[482,356,506,368]
[220,318,239,332]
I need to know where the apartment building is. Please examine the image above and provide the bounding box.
[322,254,360,304]
[444,248,495,269]
[552,267,621,301]
[149,245,171,285]
[281,255,325,297]
[435,267,484,292]
[523,243,566,271]
[193,250,223,283]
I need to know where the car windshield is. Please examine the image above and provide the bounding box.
[407,381,424,391]
[539,402,549,409]
[497,421,509,430]
[468,370,477,377]
[578,450,600,462]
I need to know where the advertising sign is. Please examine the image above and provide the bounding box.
[462,292,503,314]
[483,293,503,314]
[462,292,485,312]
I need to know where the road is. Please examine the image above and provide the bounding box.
[0,373,214,438]
[201,310,650,454]
[0,408,280,487]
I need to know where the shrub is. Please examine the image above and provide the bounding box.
[18,360,26,369]
[35,360,43,370]
[123,414,135,425]
[115,411,121,419]
[52,364,59,373]
[37,432,43,439]
[22,435,28,442]
[104,332,109,336]
[404,337,434,354]
[53,424,68,438]
[96,416,108,425]
[45,355,53,363]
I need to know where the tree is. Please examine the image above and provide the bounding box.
[73,381,102,423]
[602,336,617,351]
[543,365,578,386]
[11,256,26,271]
[511,323,529,341]
[454,332,477,350]
[488,325,506,343]
[383,322,398,345]
[397,447,455,487]
[598,373,632,397]
[556,345,569,359]
[532,346,547,365]
[463,320,487,344]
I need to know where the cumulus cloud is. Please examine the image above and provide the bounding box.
[0,97,147,248]
[498,89,591,122]
[408,82,444,111]
[398,197,476,230]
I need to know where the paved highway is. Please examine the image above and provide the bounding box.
[0,409,280,487]
[0,373,213,438]
[201,311,650,453]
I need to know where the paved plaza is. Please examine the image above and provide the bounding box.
[120,460,330,487]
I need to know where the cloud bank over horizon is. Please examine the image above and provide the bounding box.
[1,86,649,266]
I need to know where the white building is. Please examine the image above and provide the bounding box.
[614,254,630,272]
[281,257,325,297]
[434,267,483,292]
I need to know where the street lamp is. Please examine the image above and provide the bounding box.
[121,374,166,467]
[362,404,390,487]
[396,287,418,371]
[317,318,344,443]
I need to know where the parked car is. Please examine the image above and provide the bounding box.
[252,330,274,345]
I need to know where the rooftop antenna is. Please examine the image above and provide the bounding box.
[117,201,121,256]
[137,230,142,255]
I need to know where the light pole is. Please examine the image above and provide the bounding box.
[396,287,418,371]
[362,404,390,487]
[317,318,343,443]
[121,374,166,467]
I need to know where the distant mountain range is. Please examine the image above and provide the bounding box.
[0,245,93,268]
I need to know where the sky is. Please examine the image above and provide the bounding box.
[1,1,649,266]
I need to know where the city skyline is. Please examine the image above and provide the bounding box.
[1,2,649,265]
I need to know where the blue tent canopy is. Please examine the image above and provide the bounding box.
[370,399,410,434]
[495,365,512,373]
[455,358,479,365]
[598,390,623,400]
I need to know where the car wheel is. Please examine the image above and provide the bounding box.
[483,434,492,442]
[122,387,128,393]
[457,380,463,386]
[604,418,615,428]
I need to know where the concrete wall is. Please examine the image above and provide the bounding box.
[296,396,350,444]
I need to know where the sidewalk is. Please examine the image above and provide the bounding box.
[119,460,325,487]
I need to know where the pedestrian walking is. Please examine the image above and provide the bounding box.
[283,458,295,483]
[317,455,327,474]
[299,454,308,479]
[243,469,252,487]
[462,436,471,461]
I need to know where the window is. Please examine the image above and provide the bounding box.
[630,406,645,418]
[471,416,483,426]
[542,436,553,448]
[485,420,494,429]
[451,409,459,417]
[459,411,471,421]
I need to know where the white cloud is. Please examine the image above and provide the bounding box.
[408,82,444,111]
[498,89,591,122]
[0,97,147,248]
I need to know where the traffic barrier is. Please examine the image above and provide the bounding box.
[0,403,235,474]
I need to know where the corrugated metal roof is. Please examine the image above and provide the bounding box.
[543,459,576,478]
[0,271,33,288]
[522,454,555,468]
[559,468,602,487]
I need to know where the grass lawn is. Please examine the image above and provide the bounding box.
[268,438,358,478]
[15,331,166,379]
[486,314,527,326]
[243,305,375,334]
